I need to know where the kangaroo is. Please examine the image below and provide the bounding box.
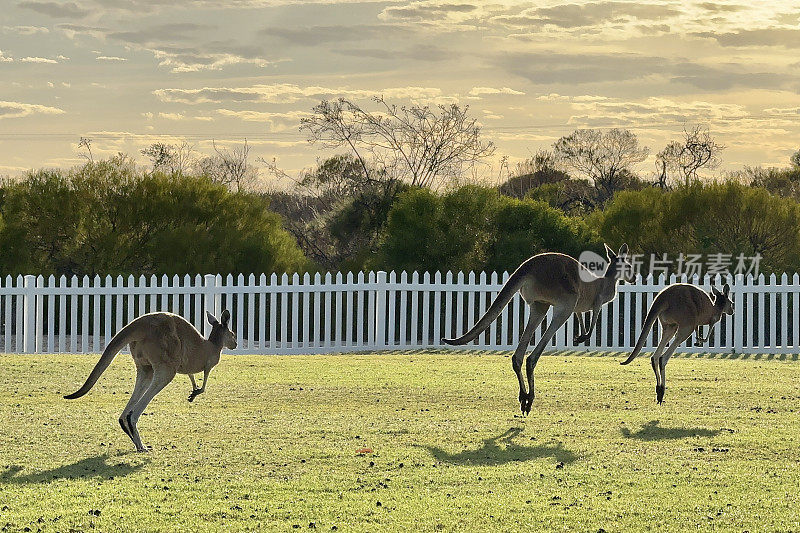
[620,283,734,403]
[443,244,633,414]
[64,310,237,452]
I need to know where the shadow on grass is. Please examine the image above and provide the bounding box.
[0,454,147,484]
[422,427,578,466]
[620,420,720,441]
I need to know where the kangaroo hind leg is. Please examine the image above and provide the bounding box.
[513,302,548,413]
[126,365,176,452]
[657,325,694,404]
[651,324,676,404]
[523,300,575,415]
[119,363,153,442]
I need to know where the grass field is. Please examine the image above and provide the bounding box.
[1,350,799,532]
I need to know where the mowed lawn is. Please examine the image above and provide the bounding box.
[1,351,799,532]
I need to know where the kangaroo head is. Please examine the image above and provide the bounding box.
[207,309,238,349]
[604,243,635,282]
[712,283,734,316]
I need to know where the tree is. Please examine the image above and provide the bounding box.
[498,150,570,199]
[266,154,401,271]
[790,149,800,168]
[196,139,259,192]
[553,128,649,202]
[140,141,195,175]
[78,137,94,163]
[656,125,723,187]
[300,97,495,189]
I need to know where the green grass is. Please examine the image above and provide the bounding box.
[1,350,799,532]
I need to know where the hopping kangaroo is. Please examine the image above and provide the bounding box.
[443,244,632,414]
[620,283,734,403]
[64,310,237,452]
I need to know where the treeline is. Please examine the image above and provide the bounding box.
[3,97,800,277]
[3,152,800,277]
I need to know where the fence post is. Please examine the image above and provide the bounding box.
[375,271,387,349]
[204,274,218,336]
[22,275,36,353]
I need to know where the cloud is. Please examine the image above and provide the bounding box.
[56,23,108,39]
[154,84,447,104]
[380,1,478,22]
[3,25,50,35]
[158,112,185,120]
[151,49,275,72]
[693,28,800,48]
[108,23,213,45]
[96,56,127,61]
[19,56,58,63]
[17,1,89,18]
[0,100,65,119]
[0,50,13,62]
[334,43,456,62]
[469,86,525,96]
[696,3,746,13]
[490,51,800,91]
[262,24,410,46]
[492,2,681,29]
[764,106,800,117]
[216,109,309,130]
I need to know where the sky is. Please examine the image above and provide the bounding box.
[1,0,799,183]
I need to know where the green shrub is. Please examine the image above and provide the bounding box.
[0,157,307,276]
[374,186,599,273]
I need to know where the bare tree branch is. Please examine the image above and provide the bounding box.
[300,97,495,189]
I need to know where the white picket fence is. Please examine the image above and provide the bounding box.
[0,271,797,355]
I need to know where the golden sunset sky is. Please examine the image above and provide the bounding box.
[1,0,799,181]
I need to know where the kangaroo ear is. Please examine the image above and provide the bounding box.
[206,311,220,327]
[711,287,721,297]
[221,309,231,326]
[604,243,616,260]
[618,243,628,256]
[723,283,730,296]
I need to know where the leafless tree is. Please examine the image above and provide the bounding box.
[196,139,259,192]
[78,137,94,163]
[140,141,195,175]
[300,97,495,189]
[656,125,724,187]
[553,128,649,202]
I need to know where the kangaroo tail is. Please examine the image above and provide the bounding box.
[63,321,139,399]
[620,299,662,365]
[442,268,527,346]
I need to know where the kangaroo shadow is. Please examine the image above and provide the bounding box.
[620,420,721,441]
[422,427,578,466]
[1,454,147,485]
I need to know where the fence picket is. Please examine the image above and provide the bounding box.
[334,272,342,347]
[4,276,11,353]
